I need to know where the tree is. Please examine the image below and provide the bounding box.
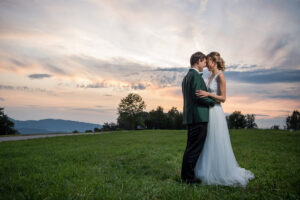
[85,130,93,133]
[144,110,155,129]
[108,122,118,131]
[117,93,146,130]
[72,130,79,133]
[102,122,111,131]
[145,106,167,129]
[144,107,186,130]
[0,108,18,135]
[140,111,150,129]
[228,111,247,129]
[174,112,186,129]
[286,110,300,130]
[94,127,101,132]
[246,114,258,129]
[166,107,179,129]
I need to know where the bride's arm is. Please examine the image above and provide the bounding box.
[196,73,226,103]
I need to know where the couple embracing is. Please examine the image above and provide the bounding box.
[181,51,254,187]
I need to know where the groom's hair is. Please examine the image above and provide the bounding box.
[190,52,206,66]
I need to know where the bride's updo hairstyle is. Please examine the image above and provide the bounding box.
[207,52,225,71]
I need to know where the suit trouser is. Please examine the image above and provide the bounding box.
[181,122,208,181]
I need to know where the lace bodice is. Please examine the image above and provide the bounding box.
[207,72,222,95]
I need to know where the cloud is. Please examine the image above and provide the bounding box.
[254,114,269,117]
[264,35,290,57]
[10,58,25,66]
[225,69,300,84]
[0,84,56,95]
[28,73,52,79]
[72,107,116,113]
[154,67,187,72]
[1,0,299,70]
[77,82,108,89]
[147,67,300,89]
[0,85,14,90]
[131,83,147,90]
[71,56,151,77]
[0,0,299,128]
[148,67,300,88]
[44,63,66,75]
[226,64,257,71]
[0,97,4,101]
[268,95,300,100]
[77,81,148,91]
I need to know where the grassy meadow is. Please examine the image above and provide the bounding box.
[0,129,299,200]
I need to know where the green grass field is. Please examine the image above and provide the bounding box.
[0,129,299,200]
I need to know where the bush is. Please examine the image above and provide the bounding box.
[228,111,247,129]
[0,108,18,135]
[286,110,300,130]
[94,128,102,132]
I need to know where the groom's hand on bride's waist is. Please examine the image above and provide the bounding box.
[215,100,221,104]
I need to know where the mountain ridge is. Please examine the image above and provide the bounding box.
[8,118,102,134]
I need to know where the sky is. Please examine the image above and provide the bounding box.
[0,0,299,128]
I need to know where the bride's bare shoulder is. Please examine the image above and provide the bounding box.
[217,72,226,82]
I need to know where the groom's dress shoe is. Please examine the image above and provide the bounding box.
[183,179,201,184]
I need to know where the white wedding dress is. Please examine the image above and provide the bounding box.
[195,71,254,187]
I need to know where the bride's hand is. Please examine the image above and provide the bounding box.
[196,89,209,98]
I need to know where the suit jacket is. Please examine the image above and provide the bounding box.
[182,68,215,124]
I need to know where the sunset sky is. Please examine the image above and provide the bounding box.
[0,0,299,128]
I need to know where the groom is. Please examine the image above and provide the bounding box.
[181,51,215,184]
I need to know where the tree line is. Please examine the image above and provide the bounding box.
[115,93,300,131]
[0,94,299,134]
[116,94,257,130]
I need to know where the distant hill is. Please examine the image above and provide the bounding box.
[8,118,102,134]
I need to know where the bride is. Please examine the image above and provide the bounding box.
[194,52,254,187]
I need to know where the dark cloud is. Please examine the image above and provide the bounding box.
[268,95,300,100]
[154,67,187,72]
[226,64,257,71]
[147,66,299,88]
[77,82,108,89]
[150,67,300,87]
[225,69,300,84]
[143,67,187,88]
[132,66,300,88]
[78,81,147,91]
[28,73,52,79]
[69,57,186,89]
[0,85,14,90]
[148,67,300,101]
[0,84,56,95]
[0,97,4,101]
[131,83,147,90]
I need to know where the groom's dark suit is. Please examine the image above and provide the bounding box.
[181,68,215,183]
